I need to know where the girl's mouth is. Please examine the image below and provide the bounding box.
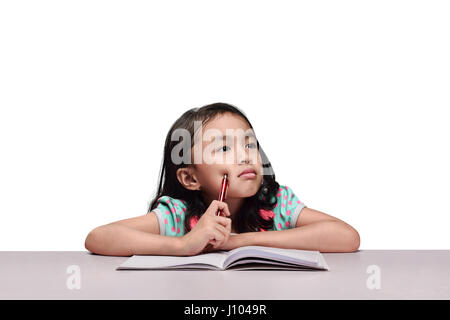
[239,172,257,179]
[238,168,257,178]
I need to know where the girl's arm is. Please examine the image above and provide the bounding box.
[84,212,184,256]
[235,208,360,253]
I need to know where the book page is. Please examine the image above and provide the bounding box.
[223,246,322,269]
[226,258,319,269]
[227,264,320,271]
[117,251,229,270]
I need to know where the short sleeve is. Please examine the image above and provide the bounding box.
[150,196,187,237]
[272,185,307,230]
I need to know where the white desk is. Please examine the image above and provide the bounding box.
[1,250,449,299]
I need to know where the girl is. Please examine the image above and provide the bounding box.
[85,102,360,256]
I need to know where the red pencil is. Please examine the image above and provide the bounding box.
[216,174,229,216]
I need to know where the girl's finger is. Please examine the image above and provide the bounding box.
[214,224,230,247]
[212,228,225,242]
[209,200,230,217]
[210,228,226,248]
[208,239,220,250]
[215,216,232,228]
[225,218,231,231]
[217,201,231,217]
[214,223,229,237]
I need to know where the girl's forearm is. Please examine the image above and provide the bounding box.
[237,221,360,253]
[85,224,184,256]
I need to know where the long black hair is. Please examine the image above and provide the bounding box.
[147,102,280,233]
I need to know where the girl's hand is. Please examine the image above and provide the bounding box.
[181,200,232,256]
[201,233,241,253]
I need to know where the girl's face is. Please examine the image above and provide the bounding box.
[186,112,263,200]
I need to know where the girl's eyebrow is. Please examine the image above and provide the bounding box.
[209,132,256,143]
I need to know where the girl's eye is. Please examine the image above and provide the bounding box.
[217,143,256,152]
[218,145,230,152]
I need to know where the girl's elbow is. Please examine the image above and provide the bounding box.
[346,227,360,252]
[84,227,104,254]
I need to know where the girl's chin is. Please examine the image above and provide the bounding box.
[229,189,259,199]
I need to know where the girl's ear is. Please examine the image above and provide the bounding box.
[176,167,201,191]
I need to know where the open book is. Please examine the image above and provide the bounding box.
[116,245,329,271]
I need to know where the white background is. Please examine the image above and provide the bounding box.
[1,0,449,250]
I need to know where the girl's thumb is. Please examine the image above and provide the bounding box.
[209,200,225,216]
[216,201,230,217]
